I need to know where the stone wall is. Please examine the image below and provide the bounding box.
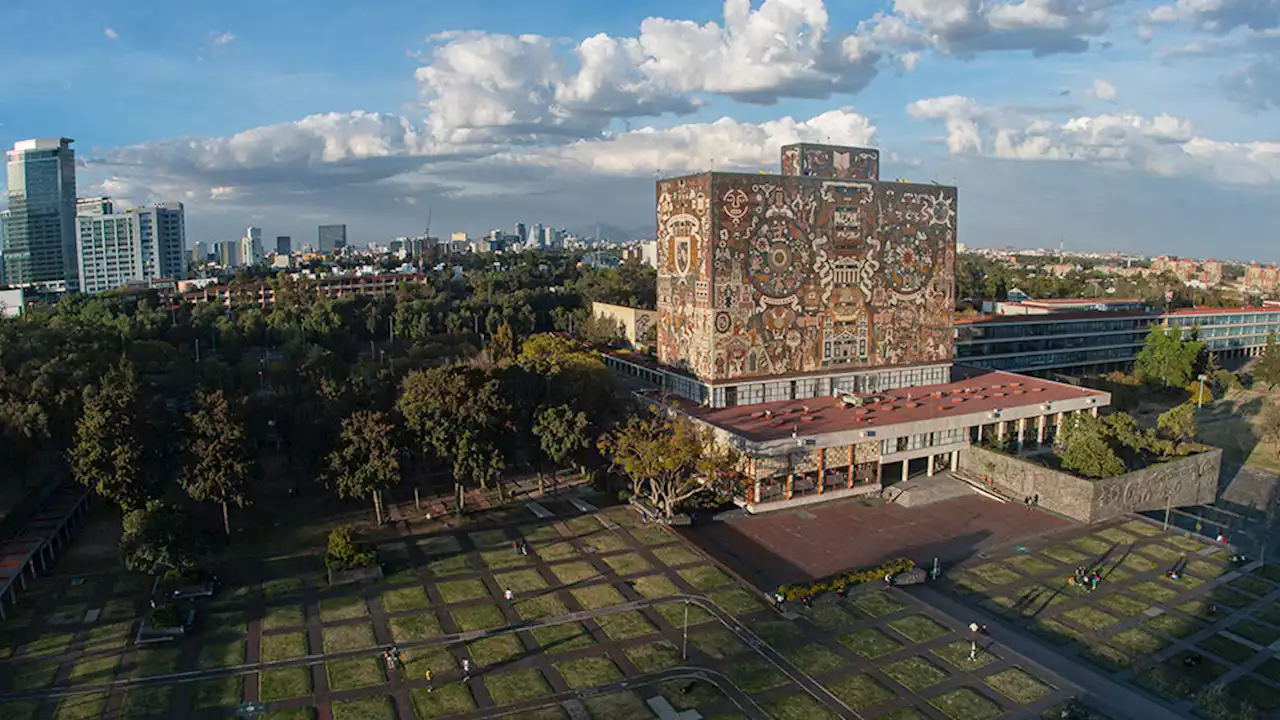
[963,445,1221,524]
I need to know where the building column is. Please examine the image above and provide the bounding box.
[1090,406,1099,418]
[876,463,883,486]
[901,460,910,483]
[753,479,760,504]
[1036,415,1046,445]
[817,449,825,495]
[1017,417,1027,451]
[951,451,959,472]
[785,474,793,500]
[1054,412,1065,443]
[927,454,935,477]
[976,424,984,443]
[997,421,1007,441]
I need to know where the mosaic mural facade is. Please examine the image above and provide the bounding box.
[657,145,956,383]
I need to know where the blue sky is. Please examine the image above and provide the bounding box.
[3,0,1280,260]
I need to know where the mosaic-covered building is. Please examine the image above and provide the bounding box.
[655,143,957,407]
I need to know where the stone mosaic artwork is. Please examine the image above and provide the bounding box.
[657,145,956,382]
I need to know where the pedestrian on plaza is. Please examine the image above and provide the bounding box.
[520,541,529,556]
[513,540,520,555]
[979,624,988,636]
[425,668,433,692]
[969,622,979,634]
[969,640,978,661]
[462,658,470,678]
[773,592,785,610]
[504,588,514,604]
[1089,572,1099,592]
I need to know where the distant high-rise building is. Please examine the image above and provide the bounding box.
[318,224,347,252]
[276,236,291,254]
[514,223,527,245]
[541,226,555,248]
[218,240,238,267]
[75,202,186,294]
[77,197,114,216]
[190,240,207,266]
[531,224,544,248]
[240,226,263,265]
[2,138,79,291]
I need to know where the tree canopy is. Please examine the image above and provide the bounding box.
[599,413,738,517]
[181,390,254,535]
[1135,327,1203,389]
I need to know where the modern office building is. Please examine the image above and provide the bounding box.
[276,236,291,255]
[75,203,186,294]
[603,143,1110,512]
[318,224,347,252]
[2,138,79,292]
[218,240,238,268]
[76,197,114,216]
[239,227,263,266]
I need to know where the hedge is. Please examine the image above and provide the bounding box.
[778,557,915,602]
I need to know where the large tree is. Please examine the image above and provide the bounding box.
[1157,403,1198,452]
[1258,401,1280,459]
[181,390,254,536]
[1057,413,1126,479]
[600,414,738,518]
[69,361,153,510]
[1255,334,1280,391]
[534,404,592,494]
[325,410,401,524]
[1135,327,1203,389]
[120,501,201,575]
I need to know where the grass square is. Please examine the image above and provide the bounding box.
[1198,633,1256,664]
[753,618,805,646]
[437,579,489,604]
[967,562,1022,587]
[121,685,172,718]
[652,545,701,566]
[1006,555,1059,576]
[425,553,475,577]
[930,687,1002,720]
[1258,657,1280,683]
[1212,586,1257,609]
[535,542,578,562]
[1228,619,1280,646]
[84,621,132,652]
[530,621,595,653]
[319,595,368,622]
[322,622,376,653]
[598,610,657,641]
[389,612,443,643]
[760,692,837,720]
[934,639,998,668]
[1146,612,1205,638]
[1094,528,1138,545]
[632,574,680,599]
[332,696,395,720]
[451,604,506,632]
[9,659,59,690]
[480,548,531,571]
[677,565,731,590]
[583,691,652,719]
[260,666,312,702]
[516,594,569,622]
[1120,554,1160,573]
[726,658,788,693]
[411,683,476,719]
[1079,643,1134,672]
[708,587,765,617]
[583,531,631,553]
[192,675,242,709]
[381,585,430,613]
[826,674,897,710]
[852,590,906,617]
[496,569,549,594]
[467,634,524,666]
[469,529,511,548]
[784,643,846,674]
[571,583,625,609]
[22,632,74,657]
[69,653,120,685]
[262,577,305,599]
[839,628,903,658]
[1060,606,1120,631]
[556,656,623,689]
[1041,545,1090,566]
[882,656,950,691]
[485,668,554,705]
[55,692,108,720]
[1138,543,1185,563]
[984,667,1054,704]
[1096,593,1151,616]
[517,522,562,543]
[626,641,681,672]
[1129,581,1180,604]
[262,604,306,631]
[690,626,749,659]
[889,614,949,643]
[1028,618,1084,646]
[1230,574,1275,597]
[197,640,245,669]
[550,561,598,585]
[655,600,712,627]
[604,553,654,576]
[806,603,861,631]
[132,647,180,678]
[260,631,308,662]
[565,515,603,535]
[326,658,386,691]
[1135,656,1224,701]
[946,574,988,596]
[1223,676,1280,713]
[1111,628,1168,654]
[1121,520,1165,537]
[1071,536,1114,555]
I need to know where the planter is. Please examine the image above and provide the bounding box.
[328,565,383,586]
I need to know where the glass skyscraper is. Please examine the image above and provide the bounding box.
[2,138,79,291]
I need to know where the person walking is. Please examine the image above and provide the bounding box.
[462,658,470,679]
[425,668,433,692]
[504,588,514,604]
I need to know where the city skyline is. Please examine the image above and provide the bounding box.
[3,1,1280,259]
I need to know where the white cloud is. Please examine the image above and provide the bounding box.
[1148,0,1280,34]
[1092,77,1118,100]
[104,28,118,40]
[907,95,1280,184]
[211,32,236,46]
[888,0,1121,58]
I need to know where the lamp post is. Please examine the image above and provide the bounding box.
[681,599,689,661]
[1197,373,1208,408]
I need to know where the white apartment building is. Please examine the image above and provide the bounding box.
[75,202,185,294]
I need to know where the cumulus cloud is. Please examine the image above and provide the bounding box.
[906,95,1280,184]
[104,28,118,40]
[888,0,1122,58]
[1223,57,1280,107]
[1091,77,1118,100]
[1148,0,1280,34]
[211,32,236,46]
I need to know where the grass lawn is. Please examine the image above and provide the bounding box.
[1072,537,1115,555]
[132,647,180,677]
[260,666,312,701]
[839,628,903,658]
[469,529,512,548]
[1094,527,1139,545]
[784,643,846,674]
[495,568,549,593]
[331,696,396,720]
[654,600,713,627]
[583,531,631,553]
[197,640,245,669]
[1121,520,1165,537]
[322,622,376,653]
[583,692,651,719]
[1229,574,1275,597]
[381,586,431,612]
[690,626,749,659]
[984,667,1054,703]
[22,632,74,657]
[1096,593,1151,616]
[632,573,680,598]
[677,565,732,590]
[708,587,765,616]
[597,610,657,641]
[480,549,532,571]
[1029,618,1084,646]
[934,640,998,668]
[806,603,861,631]
[1041,545,1090,566]
[425,553,475,577]
[54,693,108,720]
[555,656,623,689]
[652,545,701,566]
[1256,657,1280,683]
[1227,619,1280,646]
[1224,676,1280,713]
[1212,587,1258,609]
[1185,560,1227,579]
[1078,643,1134,673]
[516,522,562,543]
[260,631,308,662]
[84,621,132,652]
[9,660,59,690]
[192,675,243,709]
[411,683,477,719]
[1198,633,1257,664]
[1128,581,1180,604]
[882,656,950,691]
[826,674,896,710]
[1146,612,1206,638]
[68,653,119,685]
[1120,554,1160,573]
[1060,606,1120,631]
[753,617,806,646]
[604,553,654,576]
[946,574,988,596]
[1135,658,1222,701]
[485,668,554,705]
[319,595,368,622]
[530,621,595,653]
[1138,543,1186,563]
[262,577,305,600]
[888,614,950,643]
[930,688,1003,720]
[467,635,524,666]
[550,561,599,585]
[1006,555,1059,576]
[534,542,578,562]
[261,604,306,631]
[516,594,569,621]
[759,692,838,720]
[436,579,489,604]
[326,658,386,691]
[1110,628,1168,654]
[389,612,443,643]
[852,590,905,617]
[121,686,172,719]
[451,604,507,632]
[625,641,681,672]
[725,658,788,693]
[570,583,625,609]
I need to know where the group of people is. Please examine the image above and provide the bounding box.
[382,646,403,671]
[1072,567,1100,592]
[421,658,471,693]
[511,540,530,556]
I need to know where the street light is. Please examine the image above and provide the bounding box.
[1197,373,1208,409]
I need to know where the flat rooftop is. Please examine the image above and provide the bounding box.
[661,366,1106,442]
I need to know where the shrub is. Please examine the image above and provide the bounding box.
[325,526,377,572]
[151,603,182,628]
[777,558,914,602]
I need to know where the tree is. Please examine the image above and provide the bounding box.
[599,414,738,518]
[1157,403,1198,452]
[534,404,591,494]
[69,361,152,511]
[1135,327,1203,389]
[1259,401,1280,459]
[119,501,201,575]
[325,410,401,524]
[489,321,517,364]
[1255,334,1280,391]
[1057,413,1126,478]
[181,390,253,536]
